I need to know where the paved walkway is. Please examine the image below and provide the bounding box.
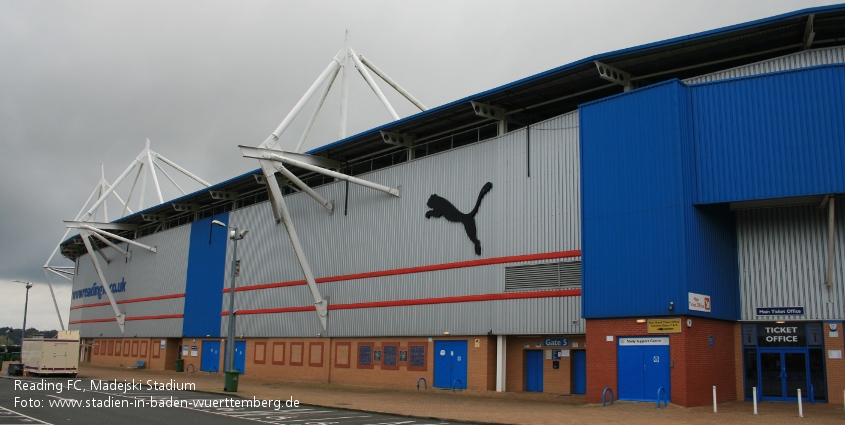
[75,364,842,425]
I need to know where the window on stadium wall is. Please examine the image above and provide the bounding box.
[742,323,826,402]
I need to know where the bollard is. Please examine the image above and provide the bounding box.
[753,387,758,415]
[797,388,803,418]
[712,386,717,413]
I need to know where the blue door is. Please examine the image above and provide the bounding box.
[525,350,544,392]
[618,337,670,402]
[572,350,587,394]
[234,341,246,373]
[433,341,468,389]
[201,341,220,372]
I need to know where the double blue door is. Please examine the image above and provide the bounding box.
[201,341,220,372]
[618,339,670,402]
[434,341,467,389]
[525,350,544,392]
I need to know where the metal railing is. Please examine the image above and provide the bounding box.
[417,377,427,391]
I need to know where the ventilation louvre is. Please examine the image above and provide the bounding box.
[505,261,581,292]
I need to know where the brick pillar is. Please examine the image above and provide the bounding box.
[825,321,845,404]
[733,323,744,400]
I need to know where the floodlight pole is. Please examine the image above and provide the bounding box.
[13,281,33,341]
[213,220,247,391]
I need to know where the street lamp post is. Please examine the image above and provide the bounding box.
[211,220,248,391]
[12,281,33,343]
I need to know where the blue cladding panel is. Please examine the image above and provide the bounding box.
[183,214,229,337]
[693,65,845,204]
[684,205,739,319]
[581,82,688,318]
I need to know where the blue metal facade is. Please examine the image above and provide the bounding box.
[182,213,230,337]
[582,82,705,318]
[581,65,845,320]
[693,65,845,204]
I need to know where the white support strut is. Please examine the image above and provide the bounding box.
[75,225,157,253]
[259,161,285,223]
[349,47,399,120]
[154,158,187,195]
[261,56,343,150]
[82,159,141,222]
[146,145,164,204]
[154,152,211,187]
[339,31,350,139]
[828,197,835,289]
[274,183,329,331]
[100,163,109,222]
[295,64,341,153]
[257,159,328,330]
[89,231,130,257]
[79,229,125,333]
[273,163,334,213]
[42,268,66,330]
[241,147,400,197]
[122,162,144,217]
[46,267,74,281]
[359,55,428,111]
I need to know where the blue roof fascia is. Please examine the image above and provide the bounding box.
[307,3,844,156]
[112,167,263,224]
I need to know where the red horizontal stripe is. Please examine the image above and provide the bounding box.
[69,314,183,325]
[224,289,581,316]
[126,314,183,321]
[224,250,581,293]
[221,306,315,316]
[71,293,185,310]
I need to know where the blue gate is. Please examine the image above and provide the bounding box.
[617,337,670,402]
[525,350,544,392]
[434,340,467,389]
[201,341,221,372]
[572,350,587,394]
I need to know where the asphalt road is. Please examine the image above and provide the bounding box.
[0,377,462,425]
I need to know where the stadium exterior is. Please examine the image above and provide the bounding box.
[63,5,845,406]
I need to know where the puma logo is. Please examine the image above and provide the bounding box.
[425,182,493,255]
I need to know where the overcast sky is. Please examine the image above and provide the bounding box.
[1,0,839,330]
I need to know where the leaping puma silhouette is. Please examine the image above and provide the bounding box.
[425,182,493,255]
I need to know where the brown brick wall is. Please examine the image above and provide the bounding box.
[86,338,155,369]
[824,321,845,404]
[505,336,585,394]
[586,317,736,407]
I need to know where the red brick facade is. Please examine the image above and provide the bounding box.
[82,325,842,406]
[586,317,737,407]
[824,321,845,404]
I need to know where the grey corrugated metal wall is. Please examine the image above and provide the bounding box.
[737,205,845,321]
[223,110,582,337]
[684,46,845,84]
[69,224,190,337]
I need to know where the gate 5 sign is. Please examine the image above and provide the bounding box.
[543,338,569,347]
[647,319,681,334]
